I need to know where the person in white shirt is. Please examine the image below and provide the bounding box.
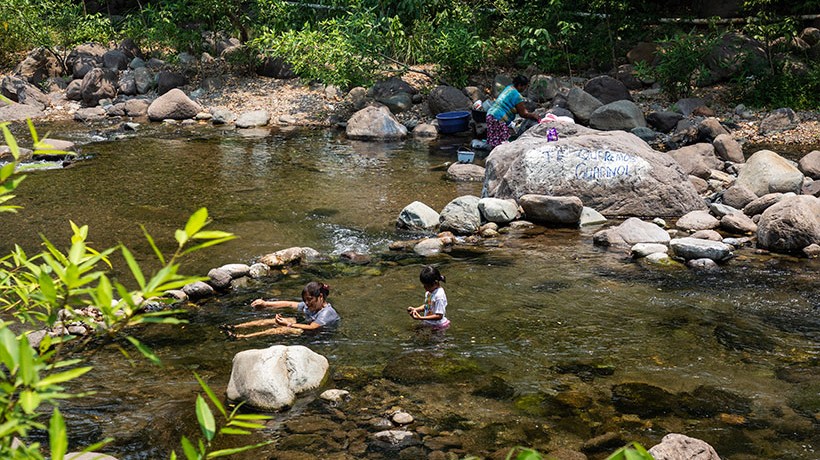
[407,265,450,329]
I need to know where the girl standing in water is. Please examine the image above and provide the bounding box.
[407,265,450,329]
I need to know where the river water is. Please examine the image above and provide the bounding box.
[2,122,818,459]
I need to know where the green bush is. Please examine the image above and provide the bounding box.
[736,61,820,109]
[635,31,719,101]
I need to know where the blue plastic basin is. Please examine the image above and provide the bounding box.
[436,111,471,134]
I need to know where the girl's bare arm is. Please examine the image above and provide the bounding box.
[251,299,299,309]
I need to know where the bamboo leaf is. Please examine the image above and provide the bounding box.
[38,270,57,303]
[205,441,274,458]
[120,246,145,290]
[36,366,93,388]
[141,224,165,265]
[195,373,226,418]
[226,420,266,429]
[184,208,209,237]
[217,427,250,435]
[20,390,41,414]
[191,230,234,240]
[175,229,188,247]
[125,336,162,365]
[49,407,68,460]
[196,395,216,442]
[180,436,199,460]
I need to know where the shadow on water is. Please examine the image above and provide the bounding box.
[2,123,818,459]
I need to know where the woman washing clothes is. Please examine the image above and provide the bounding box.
[485,75,541,148]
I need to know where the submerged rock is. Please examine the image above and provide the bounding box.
[382,350,482,384]
[648,433,720,460]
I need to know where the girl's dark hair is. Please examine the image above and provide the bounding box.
[302,281,330,299]
[419,265,445,285]
[513,75,529,87]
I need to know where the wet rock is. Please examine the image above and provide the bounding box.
[382,350,481,384]
[472,375,516,400]
[720,213,757,234]
[611,382,679,417]
[519,194,583,226]
[413,123,438,138]
[258,247,314,267]
[714,320,775,352]
[686,258,719,272]
[439,195,481,235]
[370,430,419,451]
[235,109,270,128]
[553,362,615,382]
[680,385,752,418]
[759,107,797,135]
[248,262,270,278]
[757,195,820,253]
[804,243,820,258]
[124,98,150,117]
[285,415,341,433]
[227,345,328,411]
[207,268,232,290]
[670,237,733,261]
[736,150,803,196]
[346,105,407,140]
[147,89,202,121]
[676,210,720,231]
[398,201,440,231]
[446,163,485,182]
[391,411,414,425]
[218,263,250,278]
[428,85,470,116]
[589,100,646,131]
[581,431,625,454]
[648,433,720,460]
[181,281,214,299]
[646,252,675,265]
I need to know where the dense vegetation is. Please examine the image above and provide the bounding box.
[2,0,820,107]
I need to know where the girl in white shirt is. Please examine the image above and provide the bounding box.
[407,265,450,329]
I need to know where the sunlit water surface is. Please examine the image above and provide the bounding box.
[1,121,817,459]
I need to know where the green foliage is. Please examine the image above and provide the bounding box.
[735,61,820,109]
[429,7,487,87]
[0,0,113,68]
[636,31,719,100]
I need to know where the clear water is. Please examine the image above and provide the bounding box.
[2,121,818,459]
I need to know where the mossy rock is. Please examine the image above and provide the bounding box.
[552,361,615,382]
[382,350,483,384]
[611,382,679,418]
[513,392,580,417]
[714,320,775,353]
[788,382,820,419]
[472,375,516,400]
[679,385,752,418]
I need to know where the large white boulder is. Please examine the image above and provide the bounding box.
[483,122,705,217]
[227,345,329,411]
[736,150,804,196]
[346,105,407,140]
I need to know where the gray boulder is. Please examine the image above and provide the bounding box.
[370,77,417,99]
[413,123,438,138]
[483,123,706,217]
[722,184,757,209]
[256,56,296,79]
[133,67,154,94]
[103,49,129,71]
[226,345,328,411]
[648,433,720,460]
[697,117,729,141]
[377,92,413,114]
[759,107,797,135]
[235,110,270,128]
[519,194,583,226]
[646,111,684,133]
[66,43,107,79]
[798,150,820,179]
[210,106,236,124]
[713,134,745,163]
[446,163,485,182]
[736,150,803,196]
[743,192,785,216]
[118,72,137,96]
[346,105,407,141]
[757,195,820,253]
[670,237,733,261]
[580,206,607,226]
[124,98,150,117]
[593,217,671,247]
[674,97,707,117]
[147,88,202,121]
[721,212,758,234]
[528,75,562,102]
[14,48,62,88]
[80,68,117,106]
[414,238,444,256]
[182,281,215,299]
[589,100,646,131]
[397,201,439,231]
[667,143,723,179]
[676,210,720,231]
[584,75,633,104]
[156,71,187,95]
[428,85,471,116]
[631,243,669,258]
[73,107,106,122]
[478,198,519,224]
[65,79,83,101]
[566,87,603,124]
[439,195,481,235]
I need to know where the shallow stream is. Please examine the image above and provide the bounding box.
[1,122,818,459]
